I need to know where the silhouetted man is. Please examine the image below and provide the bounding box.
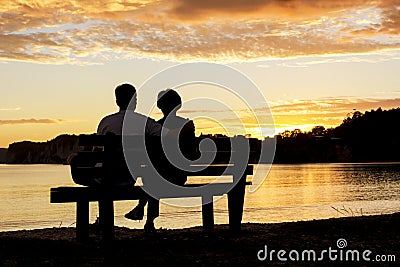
[97,83,165,233]
[97,83,162,136]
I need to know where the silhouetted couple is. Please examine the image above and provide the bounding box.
[96,83,196,233]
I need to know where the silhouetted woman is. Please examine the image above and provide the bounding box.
[125,89,196,233]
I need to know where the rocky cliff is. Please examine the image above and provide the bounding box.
[6,135,79,164]
[0,148,7,163]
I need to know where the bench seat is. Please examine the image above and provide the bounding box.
[51,181,252,203]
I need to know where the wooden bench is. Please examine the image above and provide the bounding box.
[50,135,253,241]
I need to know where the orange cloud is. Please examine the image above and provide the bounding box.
[170,0,369,20]
[0,0,399,63]
[0,118,66,125]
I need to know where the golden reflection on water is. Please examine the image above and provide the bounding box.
[1,163,400,231]
[241,163,400,224]
[252,164,341,206]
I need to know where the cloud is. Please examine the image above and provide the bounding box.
[264,97,400,132]
[0,107,21,111]
[269,97,400,114]
[285,50,400,66]
[0,118,66,125]
[170,0,368,20]
[0,0,399,63]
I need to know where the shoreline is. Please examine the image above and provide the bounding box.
[1,161,400,165]
[1,213,399,265]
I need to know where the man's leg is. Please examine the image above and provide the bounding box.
[144,196,159,233]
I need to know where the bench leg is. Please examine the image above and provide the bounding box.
[228,175,246,234]
[99,198,114,241]
[76,201,89,242]
[202,195,214,233]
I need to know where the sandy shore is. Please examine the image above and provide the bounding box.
[1,213,399,266]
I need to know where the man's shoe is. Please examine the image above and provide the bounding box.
[124,206,144,221]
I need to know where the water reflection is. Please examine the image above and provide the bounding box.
[0,163,399,231]
[242,163,400,224]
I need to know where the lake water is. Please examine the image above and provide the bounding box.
[1,163,400,232]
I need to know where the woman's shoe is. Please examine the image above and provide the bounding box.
[124,206,144,221]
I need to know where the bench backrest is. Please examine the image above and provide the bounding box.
[71,134,253,186]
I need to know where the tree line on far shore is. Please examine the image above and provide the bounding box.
[271,107,400,163]
[2,107,400,164]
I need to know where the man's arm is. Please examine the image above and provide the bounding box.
[168,120,195,138]
[146,117,194,138]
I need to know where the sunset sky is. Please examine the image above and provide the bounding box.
[1,0,400,147]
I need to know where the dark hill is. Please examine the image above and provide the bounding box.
[271,107,400,163]
[0,148,7,163]
[332,108,400,162]
[6,135,79,164]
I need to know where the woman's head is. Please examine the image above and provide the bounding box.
[157,89,182,115]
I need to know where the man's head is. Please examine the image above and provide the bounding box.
[157,89,182,116]
[115,83,136,110]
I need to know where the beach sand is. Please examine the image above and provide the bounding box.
[1,213,399,266]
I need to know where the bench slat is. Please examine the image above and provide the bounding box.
[50,181,252,203]
[50,186,145,203]
[72,164,253,178]
[186,165,253,176]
